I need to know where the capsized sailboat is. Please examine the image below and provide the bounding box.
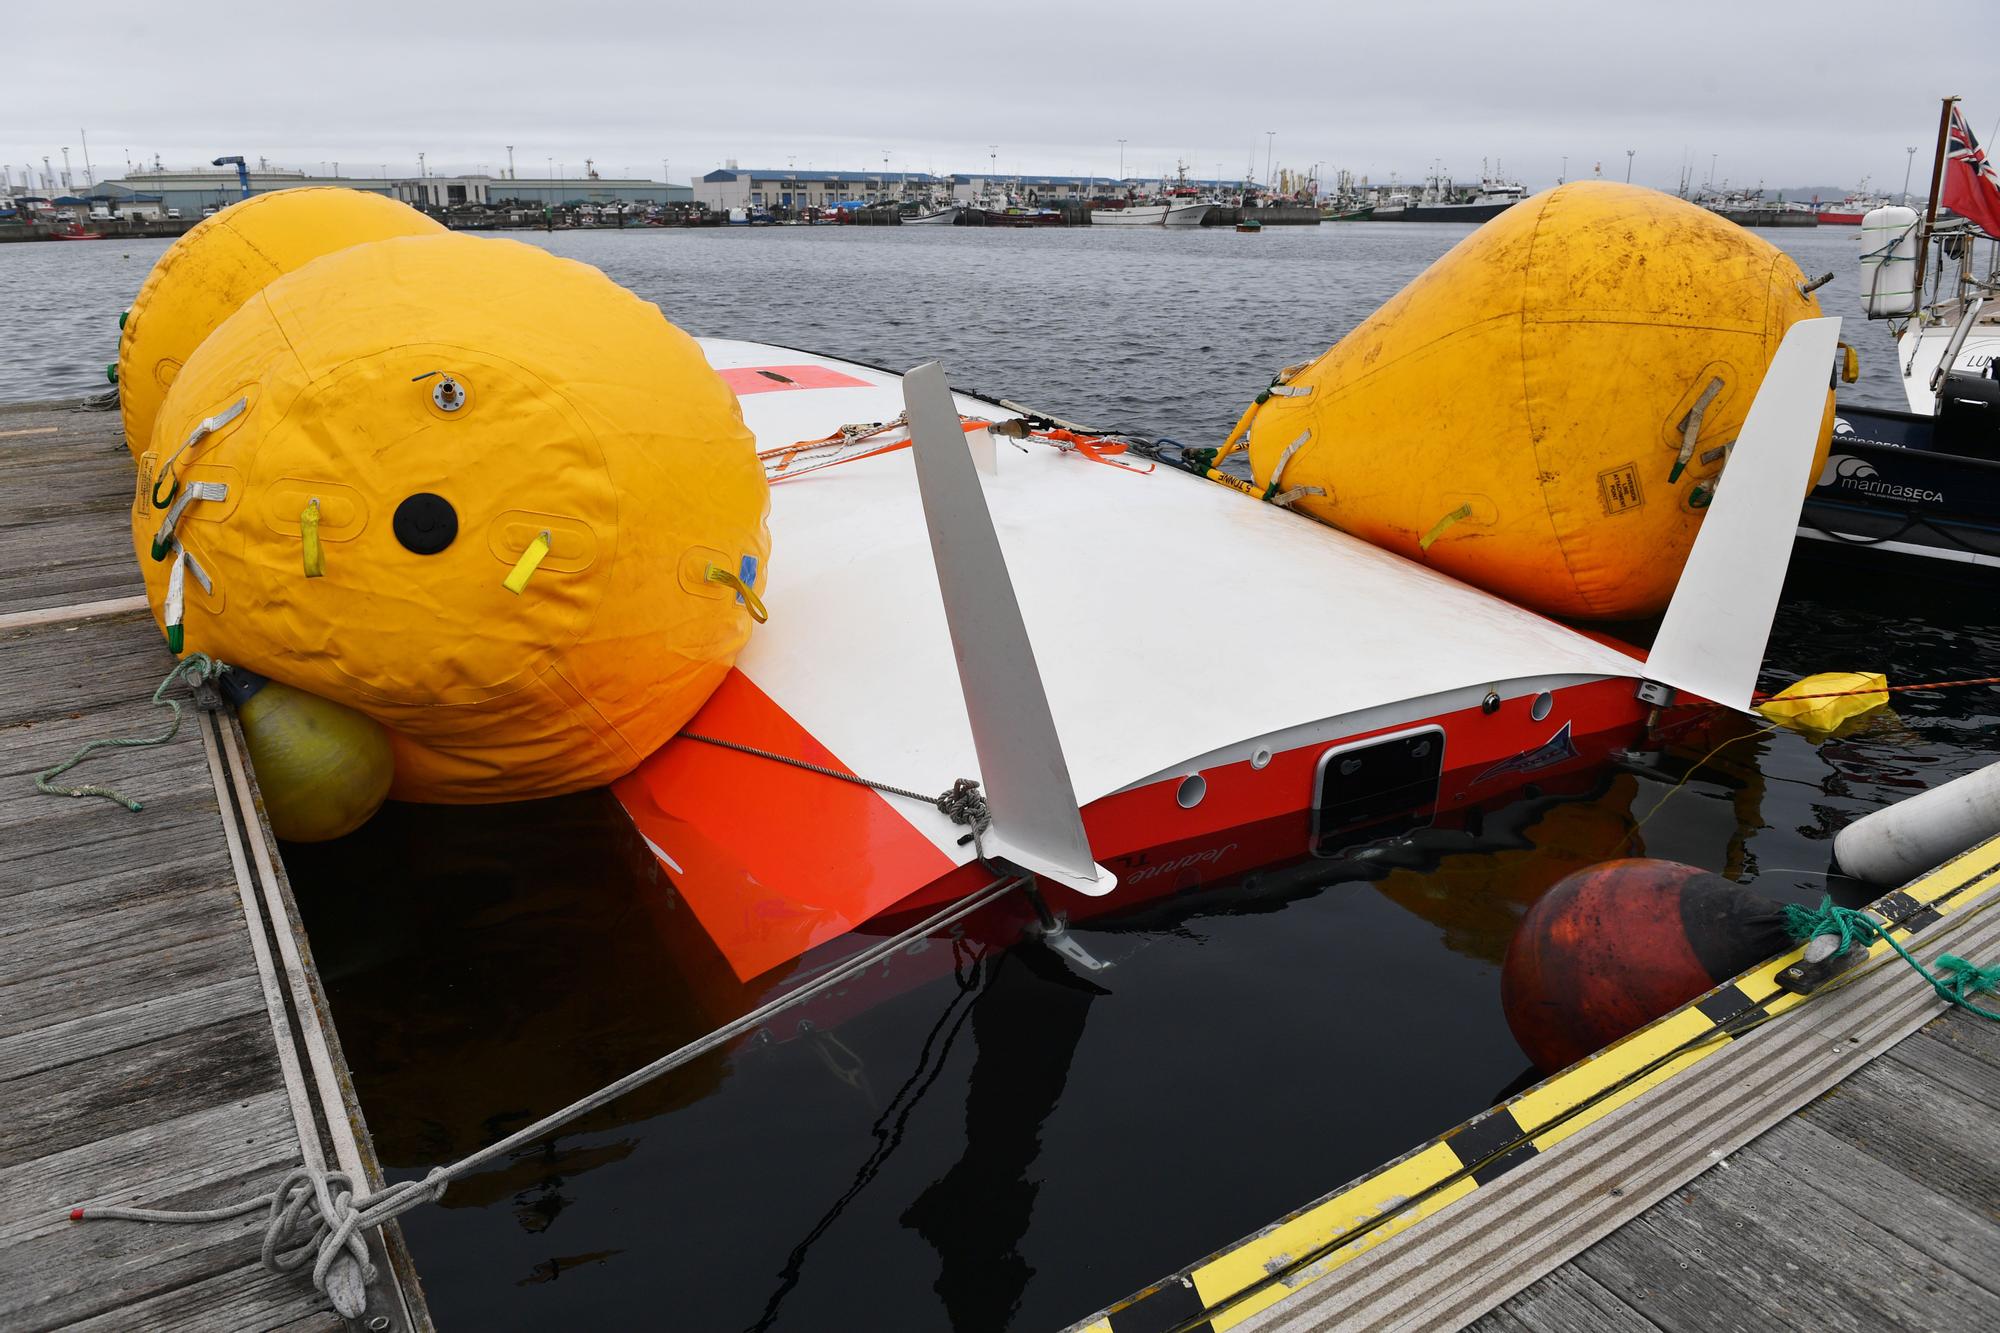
[615,322,1840,981]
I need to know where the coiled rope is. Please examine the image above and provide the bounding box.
[72,873,1028,1314]
[1784,895,2000,1021]
[34,653,221,810]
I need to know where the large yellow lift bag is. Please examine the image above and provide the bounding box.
[132,233,771,803]
[1246,182,1833,620]
[118,187,442,458]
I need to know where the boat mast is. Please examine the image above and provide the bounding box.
[1915,94,1957,303]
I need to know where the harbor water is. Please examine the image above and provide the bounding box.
[6,222,1994,1330]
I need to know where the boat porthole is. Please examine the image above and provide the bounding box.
[1251,747,1272,770]
[1531,691,1554,722]
[1177,774,1207,809]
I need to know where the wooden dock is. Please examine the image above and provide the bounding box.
[1072,833,2000,1333]
[0,402,427,1331]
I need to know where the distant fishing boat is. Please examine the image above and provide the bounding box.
[1235,216,1263,233]
[1816,179,1891,225]
[1395,171,1527,223]
[1163,199,1215,227]
[905,204,960,225]
[49,222,106,240]
[1089,201,1170,226]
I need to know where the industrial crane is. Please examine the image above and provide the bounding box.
[211,155,250,199]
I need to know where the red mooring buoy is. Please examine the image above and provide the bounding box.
[1500,858,1793,1074]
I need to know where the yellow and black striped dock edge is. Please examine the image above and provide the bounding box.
[1069,834,2000,1333]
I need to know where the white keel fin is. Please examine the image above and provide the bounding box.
[1647,316,1842,711]
[902,362,1115,897]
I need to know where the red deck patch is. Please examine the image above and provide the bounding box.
[717,365,876,396]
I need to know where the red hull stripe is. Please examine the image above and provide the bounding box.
[617,672,1659,979]
[717,365,876,396]
[612,669,956,980]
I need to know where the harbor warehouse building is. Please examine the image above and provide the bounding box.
[88,168,690,216]
[696,167,947,211]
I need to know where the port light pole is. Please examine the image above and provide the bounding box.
[1265,131,1276,188]
[1118,138,1126,178]
[1903,145,1918,206]
[1625,149,1635,183]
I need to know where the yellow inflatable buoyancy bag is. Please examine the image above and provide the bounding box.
[1244,181,1835,621]
[131,232,772,804]
[118,187,443,458]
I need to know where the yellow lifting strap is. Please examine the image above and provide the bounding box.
[1837,341,1861,384]
[502,530,551,595]
[300,498,325,578]
[1419,503,1475,552]
[705,563,769,624]
[1212,397,1264,472]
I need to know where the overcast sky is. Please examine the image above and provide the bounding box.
[7,1,1990,194]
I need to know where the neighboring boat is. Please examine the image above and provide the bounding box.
[1861,97,2000,414]
[612,323,1836,982]
[1235,216,1263,233]
[1796,398,2000,576]
[1089,201,1170,226]
[49,223,106,240]
[1163,199,1216,227]
[904,204,960,225]
[1322,203,1376,222]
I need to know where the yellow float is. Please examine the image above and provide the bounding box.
[132,232,771,805]
[1235,181,1835,620]
[117,187,443,458]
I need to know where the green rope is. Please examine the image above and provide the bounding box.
[1784,896,2000,1022]
[34,653,221,812]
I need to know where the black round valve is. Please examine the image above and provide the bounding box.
[392,493,458,554]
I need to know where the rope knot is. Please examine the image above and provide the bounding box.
[936,778,991,835]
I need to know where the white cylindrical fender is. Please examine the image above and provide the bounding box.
[1835,759,2000,887]
[1859,206,1920,319]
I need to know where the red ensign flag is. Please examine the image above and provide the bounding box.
[1944,104,2000,237]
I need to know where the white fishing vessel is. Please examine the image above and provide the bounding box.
[1090,201,1170,226]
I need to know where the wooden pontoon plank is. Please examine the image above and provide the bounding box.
[0,402,429,1330]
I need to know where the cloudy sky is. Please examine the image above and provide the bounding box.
[7,0,1990,194]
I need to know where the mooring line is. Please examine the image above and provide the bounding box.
[70,868,1029,1318]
